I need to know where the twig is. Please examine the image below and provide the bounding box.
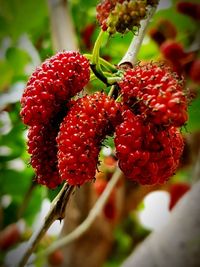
[17,184,74,267]
[119,5,157,66]
[33,168,123,262]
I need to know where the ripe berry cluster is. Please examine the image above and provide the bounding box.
[118,62,188,127]
[20,1,187,189]
[21,53,186,187]
[21,51,90,126]
[115,110,184,184]
[22,52,90,188]
[57,92,122,185]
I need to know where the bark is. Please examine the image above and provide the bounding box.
[121,180,200,267]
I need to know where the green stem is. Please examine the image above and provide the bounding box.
[85,54,117,73]
[91,30,110,84]
[108,85,116,97]
[92,29,105,66]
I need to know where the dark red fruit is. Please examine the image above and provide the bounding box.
[149,19,177,45]
[189,59,200,84]
[57,92,122,186]
[27,108,68,188]
[0,224,21,251]
[96,0,147,34]
[160,40,185,62]
[119,62,188,127]
[176,1,200,21]
[48,249,64,266]
[115,110,184,185]
[20,51,90,126]
[169,182,191,210]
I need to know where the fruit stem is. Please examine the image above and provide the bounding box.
[108,85,116,97]
[91,30,112,84]
[85,53,117,73]
[30,168,123,263]
[17,183,74,267]
[92,29,105,66]
[119,5,158,66]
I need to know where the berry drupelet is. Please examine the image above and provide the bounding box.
[115,110,184,184]
[57,92,122,186]
[20,51,90,126]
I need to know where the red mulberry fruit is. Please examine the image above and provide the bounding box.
[160,40,185,62]
[57,92,122,186]
[176,1,200,21]
[115,110,184,185]
[119,62,188,127]
[20,51,90,126]
[96,0,147,34]
[27,109,68,189]
[149,19,177,45]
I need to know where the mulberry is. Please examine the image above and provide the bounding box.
[96,0,147,34]
[119,62,188,127]
[57,92,122,186]
[176,1,200,21]
[115,110,184,185]
[20,51,90,126]
[27,108,68,189]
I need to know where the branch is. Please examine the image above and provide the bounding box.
[34,168,123,261]
[47,0,78,51]
[120,180,200,267]
[17,184,74,267]
[119,5,157,66]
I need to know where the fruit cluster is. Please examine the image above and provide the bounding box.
[21,49,187,188]
[96,0,158,35]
